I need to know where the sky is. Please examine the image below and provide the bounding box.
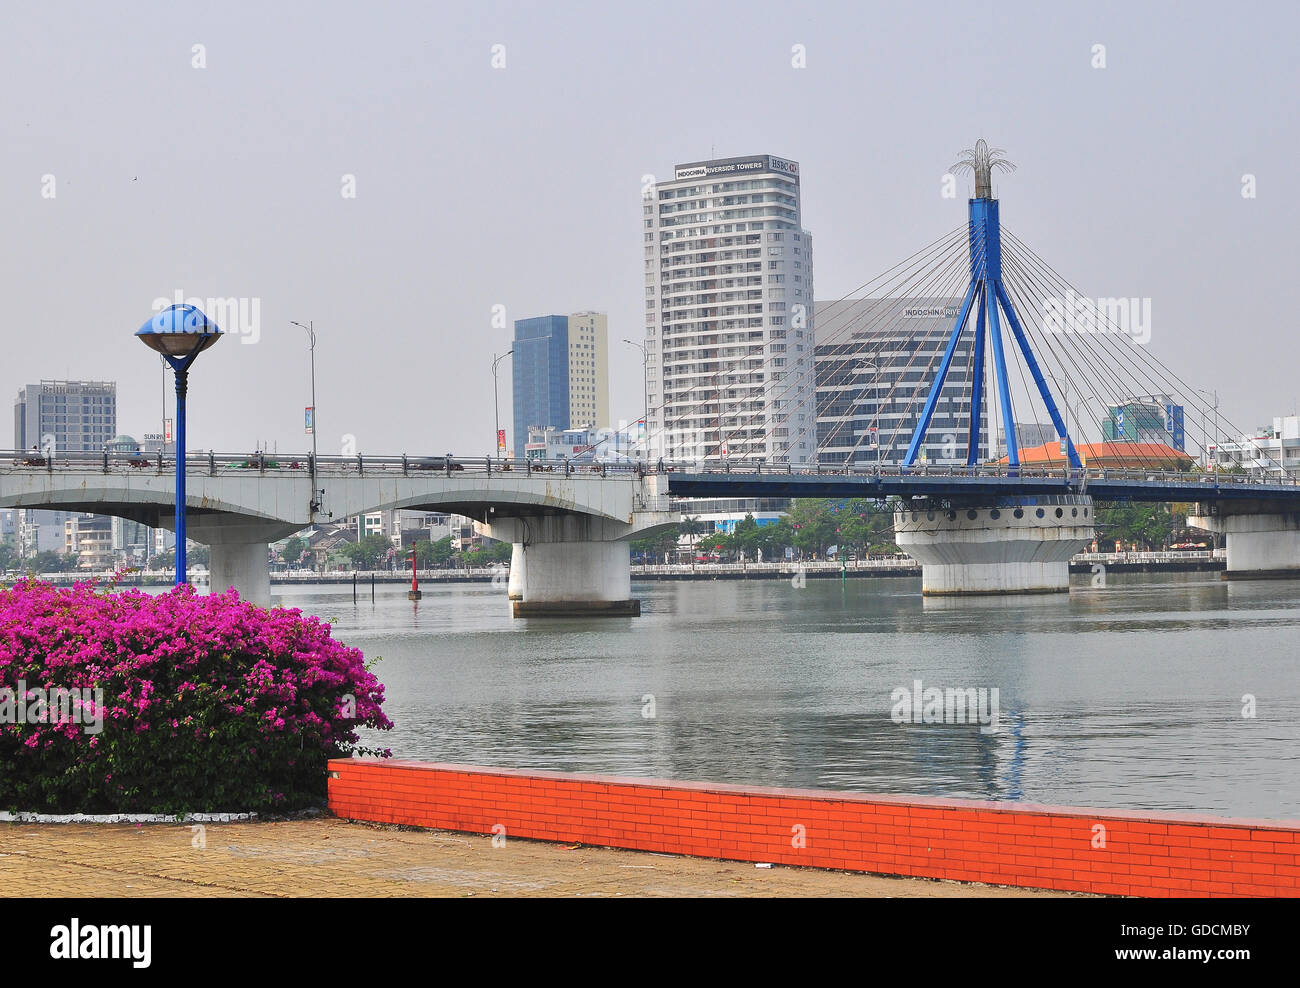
[3,0,1297,456]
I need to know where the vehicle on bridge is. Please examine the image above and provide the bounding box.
[410,455,464,472]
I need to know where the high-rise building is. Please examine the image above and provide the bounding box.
[644,154,815,465]
[14,380,117,454]
[13,380,118,556]
[511,316,570,460]
[511,312,611,458]
[814,298,987,467]
[567,312,609,430]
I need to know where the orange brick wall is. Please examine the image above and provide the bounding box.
[327,759,1300,897]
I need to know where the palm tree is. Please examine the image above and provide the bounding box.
[681,515,703,566]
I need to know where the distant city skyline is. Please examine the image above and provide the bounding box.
[1,2,1296,458]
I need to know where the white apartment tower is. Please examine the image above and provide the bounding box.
[644,154,815,465]
[568,311,609,430]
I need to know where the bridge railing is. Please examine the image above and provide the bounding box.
[0,450,654,480]
[643,458,1300,489]
[2,449,1295,490]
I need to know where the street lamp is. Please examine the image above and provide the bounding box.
[136,304,223,587]
[492,350,513,461]
[290,321,321,512]
[623,339,649,456]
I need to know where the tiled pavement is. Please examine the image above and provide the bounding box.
[0,818,1072,897]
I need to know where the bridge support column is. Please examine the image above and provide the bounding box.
[208,541,271,606]
[481,516,639,617]
[507,543,525,600]
[1189,501,1300,579]
[894,495,1094,595]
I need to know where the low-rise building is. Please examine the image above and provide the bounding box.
[65,514,115,570]
[1209,415,1300,477]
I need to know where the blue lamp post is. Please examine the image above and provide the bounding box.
[135,304,223,586]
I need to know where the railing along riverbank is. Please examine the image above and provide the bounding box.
[8,550,1227,588]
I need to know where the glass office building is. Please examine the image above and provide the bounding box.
[512,316,571,460]
[814,298,987,467]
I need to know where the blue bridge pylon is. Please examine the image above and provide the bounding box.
[904,140,1080,471]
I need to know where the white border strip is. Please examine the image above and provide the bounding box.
[0,812,257,824]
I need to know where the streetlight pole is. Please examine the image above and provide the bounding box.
[137,305,223,587]
[492,350,513,462]
[1194,388,1219,473]
[1072,392,1099,460]
[623,339,648,457]
[290,321,320,513]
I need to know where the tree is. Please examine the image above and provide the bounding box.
[750,517,795,559]
[410,535,457,568]
[788,500,836,558]
[630,527,679,563]
[341,534,393,570]
[830,498,897,555]
[281,536,306,568]
[1093,501,1176,550]
[28,550,76,573]
[429,536,455,566]
[149,545,208,569]
[0,539,16,572]
[462,540,512,568]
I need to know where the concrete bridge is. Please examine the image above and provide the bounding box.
[0,452,676,614]
[5,451,1300,606]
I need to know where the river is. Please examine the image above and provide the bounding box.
[271,572,1300,819]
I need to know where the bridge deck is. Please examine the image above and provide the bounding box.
[665,469,1300,504]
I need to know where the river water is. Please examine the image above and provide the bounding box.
[271,573,1300,820]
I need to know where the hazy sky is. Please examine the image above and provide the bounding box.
[4,0,1296,456]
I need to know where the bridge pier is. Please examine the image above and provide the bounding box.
[1189,501,1300,579]
[894,495,1094,595]
[507,543,525,600]
[208,541,272,606]
[484,516,640,617]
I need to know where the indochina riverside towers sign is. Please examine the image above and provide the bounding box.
[673,155,801,183]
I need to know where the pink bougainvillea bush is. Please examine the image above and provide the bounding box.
[0,580,391,814]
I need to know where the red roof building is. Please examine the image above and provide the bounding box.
[999,440,1195,470]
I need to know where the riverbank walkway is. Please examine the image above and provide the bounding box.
[0,818,1066,898]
